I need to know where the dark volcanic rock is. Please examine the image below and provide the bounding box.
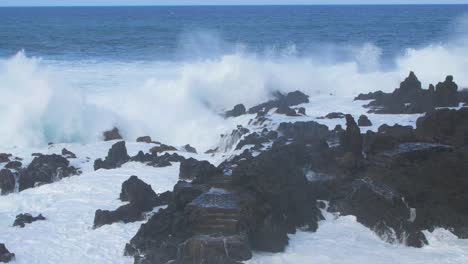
[0,169,15,195]
[61,148,77,159]
[13,213,46,228]
[94,176,162,228]
[150,144,178,154]
[0,153,11,163]
[120,176,161,210]
[0,244,14,263]
[319,112,345,119]
[277,121,330,144]
[94,141,130,170]
[19,154,79,191]
[355,72,461,114]
[248,90,309,114]
[225,104,247,118]
[179,158,220,183]
[357,115,372,127]
[416,108,468,146]
[341,115,363,156]
[103,127,123,141]
[297,107,306,115]
[136,136,152,143]
[275,104,298,116]
[364,124,416,155]
[183,144,197,154]
[435,75,459,107]
[4,161,21,170]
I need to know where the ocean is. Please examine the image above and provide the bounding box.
[2,5,468,264]
[1,5,468,148]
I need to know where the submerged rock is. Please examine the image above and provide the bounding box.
[94,141,130,170]
[13,213,46,228]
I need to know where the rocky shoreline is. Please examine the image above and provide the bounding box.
[0,72,467,263]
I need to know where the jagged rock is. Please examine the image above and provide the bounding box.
[0,169,15,195]
[179,158,220,183]
[150,144,177,154]
[319,112,345,119]
[355,72,461,114]
[341,115,363,156]
[364,124,416,155]
[275,104,298,116]
[13,213,46,228]
[0,153,11,163]
[358,115,372,127]
[4,161,21,170]
[0,244,14,263]
[103,127,123,141]
[248,91,309,114]
[120,176,160,210]
[136,136,153,143]
[435,75,458,107]
[330,177,427,247]
[94,176,162,228]
[61,148,77,159]
[225,104,246,118]
[297,107,306,115]
[94,141,130,170]
[19,154,79,191]
[235,132,269,150]
[416,108,468,146]
[277,121,330,144]
[183,144,197,154]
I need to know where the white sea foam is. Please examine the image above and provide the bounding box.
[1,25,468,150]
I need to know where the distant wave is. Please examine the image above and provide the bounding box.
[1,28,468,149]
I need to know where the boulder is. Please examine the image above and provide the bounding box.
[416,108,468,146]
[275,104,298,116]
[277,121,330,144]
[136,136,152,143]
[0,244,14,263]
[435,75,459,107]
[103,127,123,141]
[13,213,46,228]
[340,115,363,156]
[358,115,372,127]
[248,91,309,114]
[19,154,79,191]
[319,112,345,119]
[179,158,220,183]
[297,107,306,115]
[94,141,130,170]
[61,148,77,159]
[94,176,162,228]
[0,153,11,163]
[4,161,21,170]
[183,144,197,154]
[225,104,246,118]
[0,169,15,195]
[120,176,160,211]
[150,144,178,154]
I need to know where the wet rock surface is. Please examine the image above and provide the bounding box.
[248,90,309,115]
[0,169,15,195]
[122,106,468,263]
[103,127,123,141]
[355,72,462,114]
[225,104,247,118]
[0,153,11,163]
[0,244,14,263]
[94,176,163,228]
[19,154,80,191]
[358,115,372,127]
[94,141,130,170]
[61,148,77,159]
[13,213,46,228]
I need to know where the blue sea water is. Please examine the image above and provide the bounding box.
[1,5,468,61]
[1,5,468,148]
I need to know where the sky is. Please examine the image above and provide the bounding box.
[1,0,468,6]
